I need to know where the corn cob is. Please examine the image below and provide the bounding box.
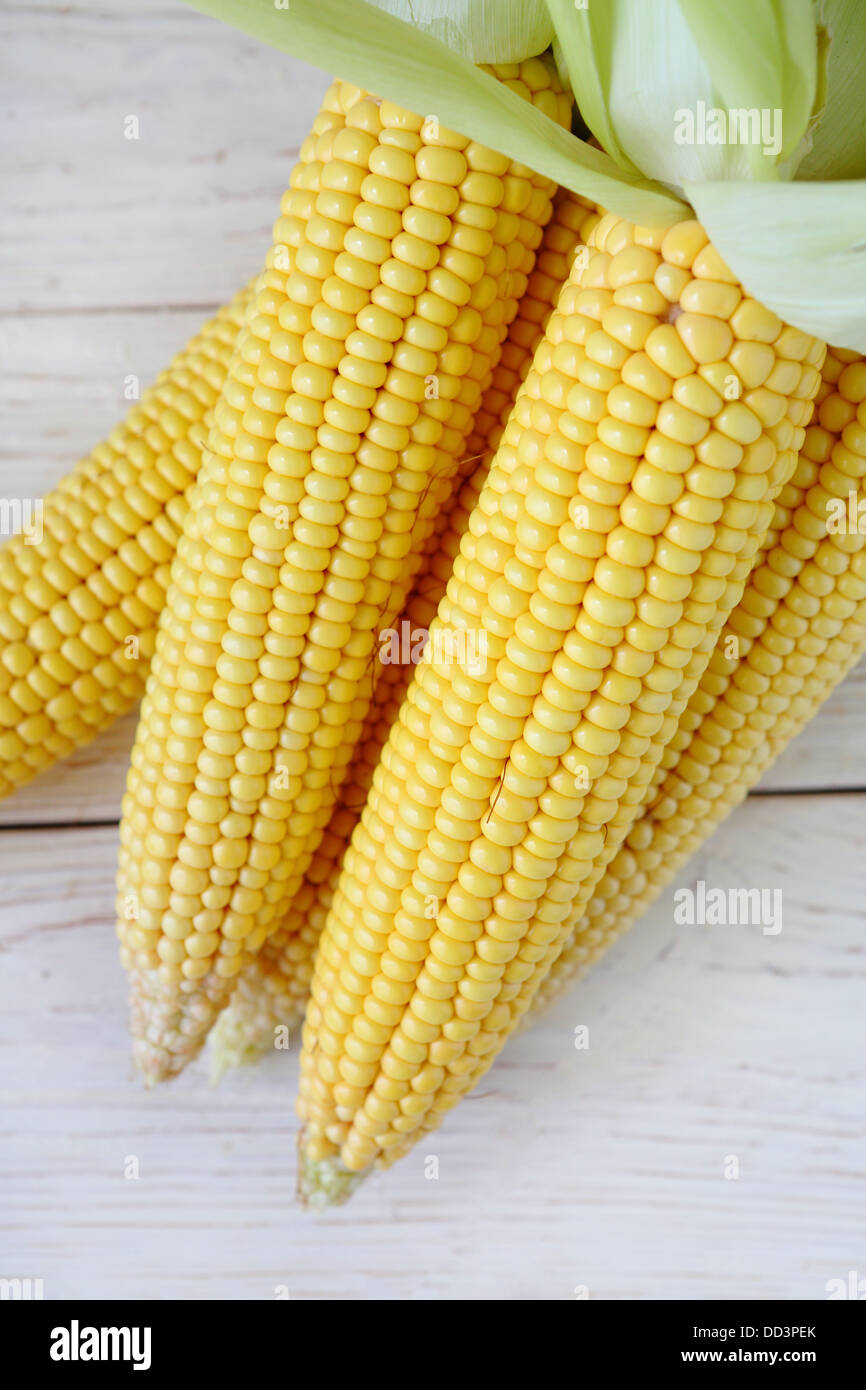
[209,462,483,1076]
[529,347,866,1015]
[463,190,595,464]
[296,210,825,1200]
[0,96,354,803]
[117,61,574,1082]
[373,348,858,1178]
[380,342,858,1164]
[0,285,253,799]
[374,350,848,1179]
[208,188,595,1077]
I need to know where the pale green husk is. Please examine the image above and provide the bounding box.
[364,0,554,63]
[186,0,866,347]
[548,0,818,182]
[184,0,687,224]
[798,0,866,179]
[545,0,866,349]
[686,178,866,348]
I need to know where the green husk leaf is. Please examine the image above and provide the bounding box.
[183,0,688,225]
[545,0,640,176]
[363,0,553,63]
[798,0,866,180]
[545,0,817,186]
[687,178,866,350]
[186,0,865,348]
[677,0,817,170]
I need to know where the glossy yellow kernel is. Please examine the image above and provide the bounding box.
[651,262,688,305]
[410,179,460,217]
[379,99,423,132]
[730,297,783,344]
[680,278,740,320]
[415,146,468,186]
[716,402,763,446]
[584,329,629,370]
[745,387,787,429]
[632,462,683,506]
[602,305,657,351]
[644,432,694,475]
[660,220,708,269]
[606,245,659,289]
[644,323,696,378]
[673,373,723,419]
[762,357,802,397]
[426,266,471,309]
[620,493,670,535]
[606,525,655,568]
[656,399,709,446]
[595,555,645,600]
[775,325,815,363]
[613,282,668,316]
[839,361,866,402]
[620,351,673,404]
[607,383,657,428]
[368,144,415,185]
[403,205,452,244]
[597,417,648,458]
[675,312,733,365]
[695,430,743,472]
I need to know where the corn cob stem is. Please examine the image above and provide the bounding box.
[117,62,574,1083]
[208,188,595,1078]
[296,209,824,1201]
[0,285,253,798]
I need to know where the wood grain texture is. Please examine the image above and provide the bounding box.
[2,0,865,1303]
[1,797,864,1300]
[2,307,220,486]
[1,1,327,313]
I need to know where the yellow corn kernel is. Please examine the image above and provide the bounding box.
[209,189,599,1079]
[118,60,574,1084]
[0,283,255,799]
[296,208,824,1200]
[533,345,865,1018]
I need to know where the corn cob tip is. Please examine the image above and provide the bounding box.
[130,1037,190,1088]
[128,968,224,1085]
[207,1006,304,1085]
[207,1043,236,1089]
[296,1139,370,1211]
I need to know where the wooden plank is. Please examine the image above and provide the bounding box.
[0,307,216,490]
[1,1,326,312]
[5,0,863,1307]
[762,663,866,792]
[1,794,863,1299]
[0,713,136,828]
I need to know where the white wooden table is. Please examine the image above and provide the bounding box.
[1,0,864,1301]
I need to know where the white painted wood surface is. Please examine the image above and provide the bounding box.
[2,798,864,1300]
[1,0,864,1301]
